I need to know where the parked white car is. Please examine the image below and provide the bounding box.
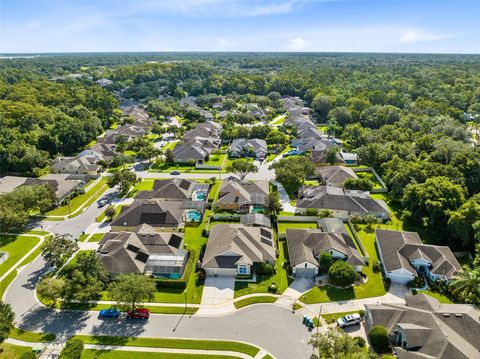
[337,314,361,328]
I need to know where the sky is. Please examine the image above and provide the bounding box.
[0,0,479,54]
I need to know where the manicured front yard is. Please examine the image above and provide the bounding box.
[45,178,108,217]
[204,153,227,166]
[81,350,240,359]
[0,343,32,359]
[75,335,260,357]
[301,224,387,304]
[234,295,278,309]
[234,236,291,298]
[322,310,360,324]
[0,234,40,277]
[9,327,56,342]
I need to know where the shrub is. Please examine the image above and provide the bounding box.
[60,338,84,359]
[306,208,318,216]
[353,336,366,348]
[368,325,390,353]
[372,260,382,273]
[407,276,425,288]
[268,283,278,293]
[328,261,357,287]
[358,309,365,317]
[319,252,334,272]
[256,262,275,276]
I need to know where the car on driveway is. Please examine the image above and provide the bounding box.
[98,308,120,318]
[337,314,361,328]
[170,170,180,175]
[126,308,150,319]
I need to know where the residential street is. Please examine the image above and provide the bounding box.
[5,255,313,359]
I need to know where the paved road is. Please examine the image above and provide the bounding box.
[6,256,313,359]
[27,187,118,239]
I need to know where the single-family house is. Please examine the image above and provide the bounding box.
[297,127,324,140]
[286,228,365,276]
[97,226,187,278]
[0,174,85,203]
[317,166,358,187]
[228,138,268,160]
[202,224,275,276]
[51,156,99,175]
[89,143,118,162]
[111,200,184,232]
[296,185,390,219]
[375,229,461,284]
[364,294,480,359]
[136,179,209,202]
[340,152,358,165]
[217,180,269,213]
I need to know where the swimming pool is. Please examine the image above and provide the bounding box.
[186,210,202,222]
[193,191,207,201]
[251,205,264,213]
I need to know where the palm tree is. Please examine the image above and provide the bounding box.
[449,265,480,305]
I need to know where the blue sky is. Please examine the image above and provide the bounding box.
[1,0,479,53]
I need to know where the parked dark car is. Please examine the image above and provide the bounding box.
[126,308,150,319]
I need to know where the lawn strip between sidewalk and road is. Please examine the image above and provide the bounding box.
[81,350,241,359]
[234,296,278,309]
[74,335,260,357]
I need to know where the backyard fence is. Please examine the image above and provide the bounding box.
[351,167,388,194]
[346,218,370,264]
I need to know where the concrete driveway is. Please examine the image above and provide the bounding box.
[276,276,314,308]
[200,275,235,305]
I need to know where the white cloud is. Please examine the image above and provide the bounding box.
[130,0,310,18]
[287,36,308,50]
[400,30,453,43]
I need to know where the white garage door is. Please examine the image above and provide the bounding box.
[205,268,236,276]
[295,267,317,277]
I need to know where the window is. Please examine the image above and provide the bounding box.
[239,265,247,275]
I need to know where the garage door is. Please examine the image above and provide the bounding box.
[388,273,412,284]
[206,268,236,276]
[295,267,317,277]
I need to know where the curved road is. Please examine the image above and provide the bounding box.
[5,255,313,359]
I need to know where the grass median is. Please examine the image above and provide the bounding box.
[75,335,260,357]
[234,295,278,309]
[81,350,241,359]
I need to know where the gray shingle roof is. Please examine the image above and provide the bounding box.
[365,294,480,359]
[285,228,365,267]
[218,180,269,207]
[375,229,461,279]
[136,179,196,201]
[316,166,358,187]
[296,185,389,217]
[202,224,275,269]
[111,200,183,228]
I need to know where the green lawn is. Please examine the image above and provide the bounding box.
[96,204,125,222]
[270,114,286,125]
[413,289,453,304]
[205,153,227,166]
[234,295,278,309]
[277,222,318,233]
[49,301,198,315]
[0,271,17,298]
[161,141,178,151]
[0,235,40,277]
[322,311,360,324]
[75,335,260,357]
[208,181,220,202]
[0,343,32,359]
[234,236,291,298]
[45,178,108,217]
[9,327,56,342]
[301,224,387,304]
[81,350,240,359]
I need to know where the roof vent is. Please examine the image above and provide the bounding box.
[443,313,450,317]
[455,313,463,318]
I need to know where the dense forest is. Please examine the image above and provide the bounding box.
[1,52,479,250]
